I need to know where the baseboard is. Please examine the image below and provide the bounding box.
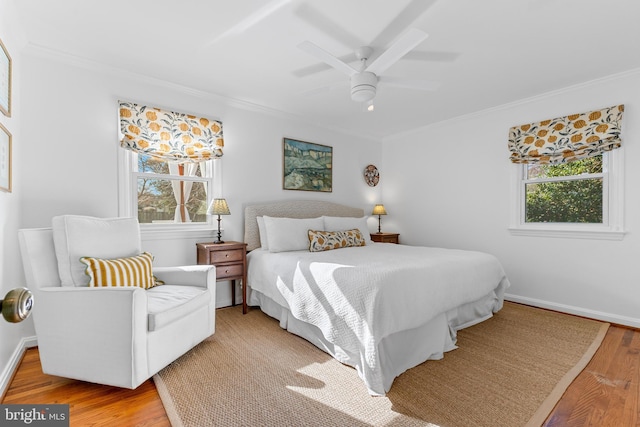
[216,298,235,309]
[505,293,640,328]
[0,335,38,400]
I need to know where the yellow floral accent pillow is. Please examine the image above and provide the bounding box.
[308,229,366,252]
[80,252,159,289]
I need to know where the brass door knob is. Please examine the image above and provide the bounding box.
[1,288,34,323]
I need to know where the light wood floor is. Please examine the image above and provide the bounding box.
[3,324,638,426]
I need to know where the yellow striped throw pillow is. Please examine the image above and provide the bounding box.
[80,252,157,289]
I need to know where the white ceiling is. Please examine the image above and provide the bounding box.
[13,0,640,140]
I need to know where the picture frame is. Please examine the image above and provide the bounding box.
[0,123,11,192]
[283,138,332,192]
[0,37,11,117]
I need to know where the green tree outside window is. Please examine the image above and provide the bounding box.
[525,156,603,223]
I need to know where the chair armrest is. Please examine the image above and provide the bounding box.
[153,265,216,290]
[33,287,147,341]
[32,286,149,388]
[34,286,147,328]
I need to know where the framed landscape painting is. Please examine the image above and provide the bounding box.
[283,138,332,192]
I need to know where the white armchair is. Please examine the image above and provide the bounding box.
[18,215,216,389]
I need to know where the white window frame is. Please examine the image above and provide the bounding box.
[509,149,625,240]
[118,148,217,240]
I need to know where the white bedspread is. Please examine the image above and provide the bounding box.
[247,243,510,395]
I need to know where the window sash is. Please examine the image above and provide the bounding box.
[118,149,216,236]
[135,171,210,182]
[523,171,604,185]
[523,178,608,225]
[520,158,609,226]
[135,176,209,222]
[509,150,624,240]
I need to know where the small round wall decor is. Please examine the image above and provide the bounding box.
[363,164,379,187]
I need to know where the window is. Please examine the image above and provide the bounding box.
[525,155,604,223]
[136,154,211,224]
[119,151,216,234]
[510,150,624,240]
[117,101,224,237]
[508,104,625,240]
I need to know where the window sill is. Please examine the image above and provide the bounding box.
[508,226,626,241]
[140,226,217,241]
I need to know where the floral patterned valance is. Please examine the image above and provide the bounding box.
[119,101,223,163]
[508,104,624,164]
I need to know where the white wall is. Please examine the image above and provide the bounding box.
[0,0,36,396]
[383,70,640,327]
[18,47,382,300]
[0,43,382,392]
[9,15,638,397]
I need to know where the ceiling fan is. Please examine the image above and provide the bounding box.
[298,28,440,107]
[204,0,292,46]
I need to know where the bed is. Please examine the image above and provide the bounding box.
[243,200,510,396]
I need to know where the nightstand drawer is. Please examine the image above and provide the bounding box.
[209,249,244,264]
[215,263,244,279]
[370,233,400,244]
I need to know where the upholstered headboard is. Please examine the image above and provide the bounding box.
[244,200,365,251]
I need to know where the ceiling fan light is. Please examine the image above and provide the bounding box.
[367,100,375,112]
[351,71,378,102]
[351,87,376,102]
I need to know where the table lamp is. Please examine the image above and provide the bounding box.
[372,204,387,233]
[208,198,230,244]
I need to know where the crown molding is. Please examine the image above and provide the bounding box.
[22,43,379,142]
[384,66,640,142]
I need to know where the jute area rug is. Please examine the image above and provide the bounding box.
[154,302,608,427]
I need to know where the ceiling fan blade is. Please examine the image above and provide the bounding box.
[293,62,333,78]
[371,0,438,48]
[300,81,348,97]
[366,28,429,75]
[205,0,291,46]
[293,52,357,77]
[379,76,441,91]
[298,41,358,76]
[403,50,460,62]
[293,3,365,50]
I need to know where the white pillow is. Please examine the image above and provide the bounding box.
[256,216,269,250]
[52,215,141,287]
[263,216,324,253]
[322,216,372,244]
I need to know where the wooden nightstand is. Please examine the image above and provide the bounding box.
[370,232,399,244]
[196,241,248,314]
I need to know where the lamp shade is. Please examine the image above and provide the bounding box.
[208,198,230,215]
[372,204,387,216]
